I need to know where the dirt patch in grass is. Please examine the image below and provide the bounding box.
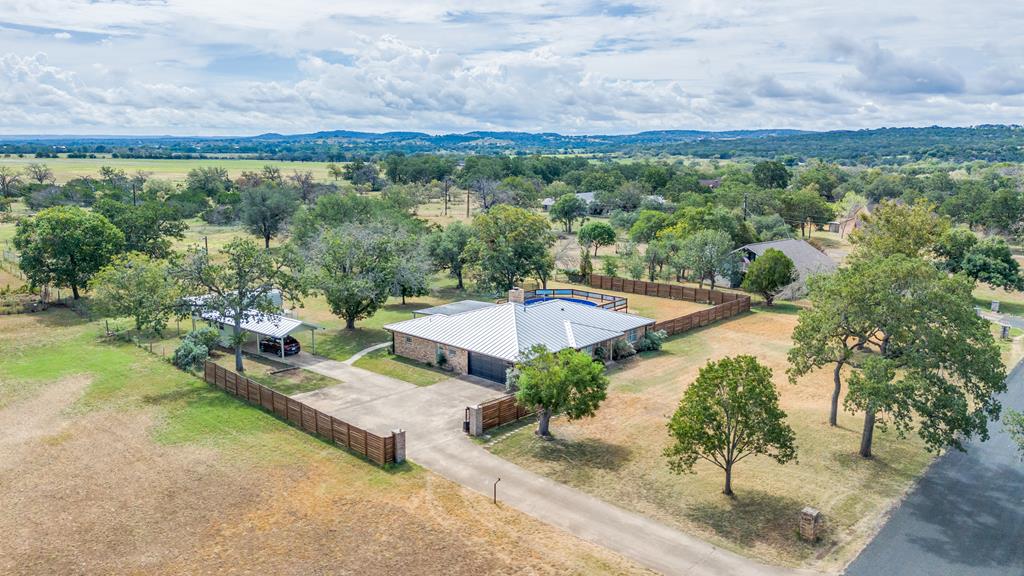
[490,308,935,571]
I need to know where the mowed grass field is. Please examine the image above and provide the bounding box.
[0,156,341,184]
[488,307,967,572]
[0,309,647,576]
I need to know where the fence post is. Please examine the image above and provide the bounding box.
[468,405,484,436]
[392,429,406,463]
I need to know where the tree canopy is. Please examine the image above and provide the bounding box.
[740,248,797,305]
[306,224,399,329]
[466,205,555,291]
[15,206,125,299]
[91,252,180,334]
[665,355,796,496]
[577,221,617,257]
[514,345,609,438]
[240,185,300,248]
[549,193,588,233]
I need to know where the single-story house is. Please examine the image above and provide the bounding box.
[383,290,655,383]
[699,178,722,190]
[729,238,838,300]
[541,191,596,211]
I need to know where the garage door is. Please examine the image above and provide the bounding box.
[468,352,508,384]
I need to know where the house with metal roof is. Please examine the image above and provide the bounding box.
[541,191,597,211]
[730,238,838,300]
[384,291,655,383]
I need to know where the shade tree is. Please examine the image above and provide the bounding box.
[514,345,609,438]
[14,206,124,299]
[466,205,555,291]
[665,355,796,496]
[577,221,617,257]
[740,248,797,306]
[173,238,304,372]
[239,185,300,248]
[90,252,180,334]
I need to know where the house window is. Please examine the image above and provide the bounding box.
[583,345,595,355]
[627,329,638,343]
[404,335,412,344]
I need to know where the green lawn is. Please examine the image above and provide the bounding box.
[353,349,451,387]
[0,311,298,450]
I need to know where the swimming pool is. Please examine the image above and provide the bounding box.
[525,296,597,306]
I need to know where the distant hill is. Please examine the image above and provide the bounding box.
[2,125,1022,164]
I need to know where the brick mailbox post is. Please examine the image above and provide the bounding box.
[799,507,823,542]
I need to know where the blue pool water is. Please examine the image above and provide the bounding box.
[525,297,597,306]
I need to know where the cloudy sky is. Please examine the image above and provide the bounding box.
[1,1,1023,136]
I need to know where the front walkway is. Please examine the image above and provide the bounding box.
[286,350,805,576]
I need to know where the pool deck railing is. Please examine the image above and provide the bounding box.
[521,288,628,312]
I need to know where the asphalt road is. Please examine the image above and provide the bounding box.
[845,359,1024,576]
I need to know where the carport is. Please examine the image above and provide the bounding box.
[191,309,323,359]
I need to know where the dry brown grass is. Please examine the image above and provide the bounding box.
[490,308,936,571]
[0,310,648,576]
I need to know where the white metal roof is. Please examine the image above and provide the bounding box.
[414,300,496,316]
[196,308,321,339]
[385,299,654,362]
[185,296,321,339]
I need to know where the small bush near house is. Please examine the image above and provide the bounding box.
[184,326,221,352]
[173,339,209,371]
[612,339,636,360]
[635,329,667,352]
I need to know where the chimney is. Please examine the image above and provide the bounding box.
[508,287,525,304]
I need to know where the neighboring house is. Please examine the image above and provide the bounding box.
[699,178,722,190]
[729,239,838,300]
[384,289,655,383]
[541,191,596,211]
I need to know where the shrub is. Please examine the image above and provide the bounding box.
[602,257,619,277]
[612,339,636,360]
[635,329,668,352]
[593,345,608,361]
[172,339,209,371]
[184,326,221,351]
[435,348,448,368]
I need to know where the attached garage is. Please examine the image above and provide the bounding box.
[468,352,509,384]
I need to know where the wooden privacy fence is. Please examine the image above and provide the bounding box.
[203,362,402,466]
[653,297,750,336]
[588,274,748,305]
[587,274,751,337]
[466,393,532,436]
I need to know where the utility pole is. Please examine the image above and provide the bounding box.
[466,187,471,218]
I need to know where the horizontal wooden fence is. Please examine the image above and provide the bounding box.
[203,362,399,466]
[480,394,532,432]
[652,297,750,336]
[587,274,751,337]
[588,274,747,305]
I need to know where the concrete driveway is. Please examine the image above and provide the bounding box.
[291,355,805,576]
[845,360,1024,576]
